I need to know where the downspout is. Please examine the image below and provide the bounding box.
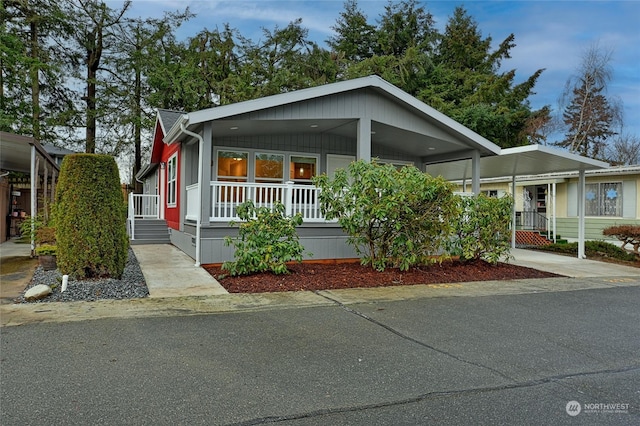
[180,120,204,267]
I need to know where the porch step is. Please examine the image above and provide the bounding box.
[130,219,170,244]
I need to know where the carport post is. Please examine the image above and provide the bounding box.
[511,173,517,248]
[30,145,36,255]
[577,170,586,259]
[471,150,480,195]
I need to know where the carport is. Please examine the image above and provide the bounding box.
[0,132,60,249]
[425,144,609,259]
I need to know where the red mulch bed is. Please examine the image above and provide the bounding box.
[203,259,561,293]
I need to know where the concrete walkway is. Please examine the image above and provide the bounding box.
[510,247,640,277]
[130,244,228,298]
[0,239,36,305]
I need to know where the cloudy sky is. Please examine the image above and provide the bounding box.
[123,0,640,143]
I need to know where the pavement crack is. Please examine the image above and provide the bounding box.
[228,364,640,425]
[314,291,516,382]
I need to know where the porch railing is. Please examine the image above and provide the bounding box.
[128,193,160,238]
[516,211,547,231]
[186,181,331,223]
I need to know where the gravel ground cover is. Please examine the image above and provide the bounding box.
[16,248,149,303]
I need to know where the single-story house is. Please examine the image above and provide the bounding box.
[438,164,639,243]
[133,76,608,264]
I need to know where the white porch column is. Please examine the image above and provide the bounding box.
[200,123,213,226]
[356,118,371,161]
[511,174,517,248]
[471,150,480,195]
[577,169,586,259]
[552,182,557,243]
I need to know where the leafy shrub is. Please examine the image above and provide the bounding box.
[223,201,307,276]
[54,154,128,279]
[448,194,513,263]
[314,160,458,271]
[35,244,57,256]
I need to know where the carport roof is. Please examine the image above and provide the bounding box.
[0,131,59,174]
[425,144,609,181]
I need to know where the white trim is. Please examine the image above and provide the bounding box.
[167,153,178,207]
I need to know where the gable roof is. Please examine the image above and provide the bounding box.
[163,75,502,159]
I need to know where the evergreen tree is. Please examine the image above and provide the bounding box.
[1,0,76,143]
[327,0,376,62]
[419,6,546,147]
[561,77,615,158]
[557,43,620,158]
[375,0,437,57]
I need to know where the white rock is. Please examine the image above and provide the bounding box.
[24,284,52,301]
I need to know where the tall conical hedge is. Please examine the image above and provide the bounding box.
[54,154,128,279]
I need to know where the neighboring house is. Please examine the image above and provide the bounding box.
[134,76,608,264]
[449,165,640,243]
[0,132,65,244]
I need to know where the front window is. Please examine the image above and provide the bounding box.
[255,153,284,183]
[217,151,248,182]
[290,156,317,184]
[585,182,622,216]
[167,154,177,206]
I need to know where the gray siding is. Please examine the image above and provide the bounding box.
[169,224,358,264]
[239,89,456,142]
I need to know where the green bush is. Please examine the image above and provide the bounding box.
[35,244,57,256]
[314,160,458,271]
[448,194,513,263]
[53,154,128,279]
[222,201,308,276]
[541,240,638,262]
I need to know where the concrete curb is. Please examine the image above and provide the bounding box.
[2,275,638,327]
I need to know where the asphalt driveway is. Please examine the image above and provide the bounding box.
[1,281,638,425]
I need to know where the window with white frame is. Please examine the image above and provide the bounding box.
[167,153,177,206]
[289,155,317,184]
[585,182,622,216]
[217,150,248,182]
[255,153,284,183]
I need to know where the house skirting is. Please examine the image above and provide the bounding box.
[170,223,358,265]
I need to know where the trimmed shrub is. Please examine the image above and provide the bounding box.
[538,240,638,262]
[314,160,459,271]
[602,225,640,253]
[448,194,514,263]
[54,154,128,279]
[223,201,307,276]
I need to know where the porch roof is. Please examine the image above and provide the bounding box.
[425,144,609,181]
[163,75,502,161]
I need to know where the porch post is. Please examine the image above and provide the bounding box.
[511,173,517,249]
[30,146,37,254]
[200,123,213,226]
[356,118,371,161]
[577,169,586,259]
[552,182,557,243]
[471,150,480,195]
